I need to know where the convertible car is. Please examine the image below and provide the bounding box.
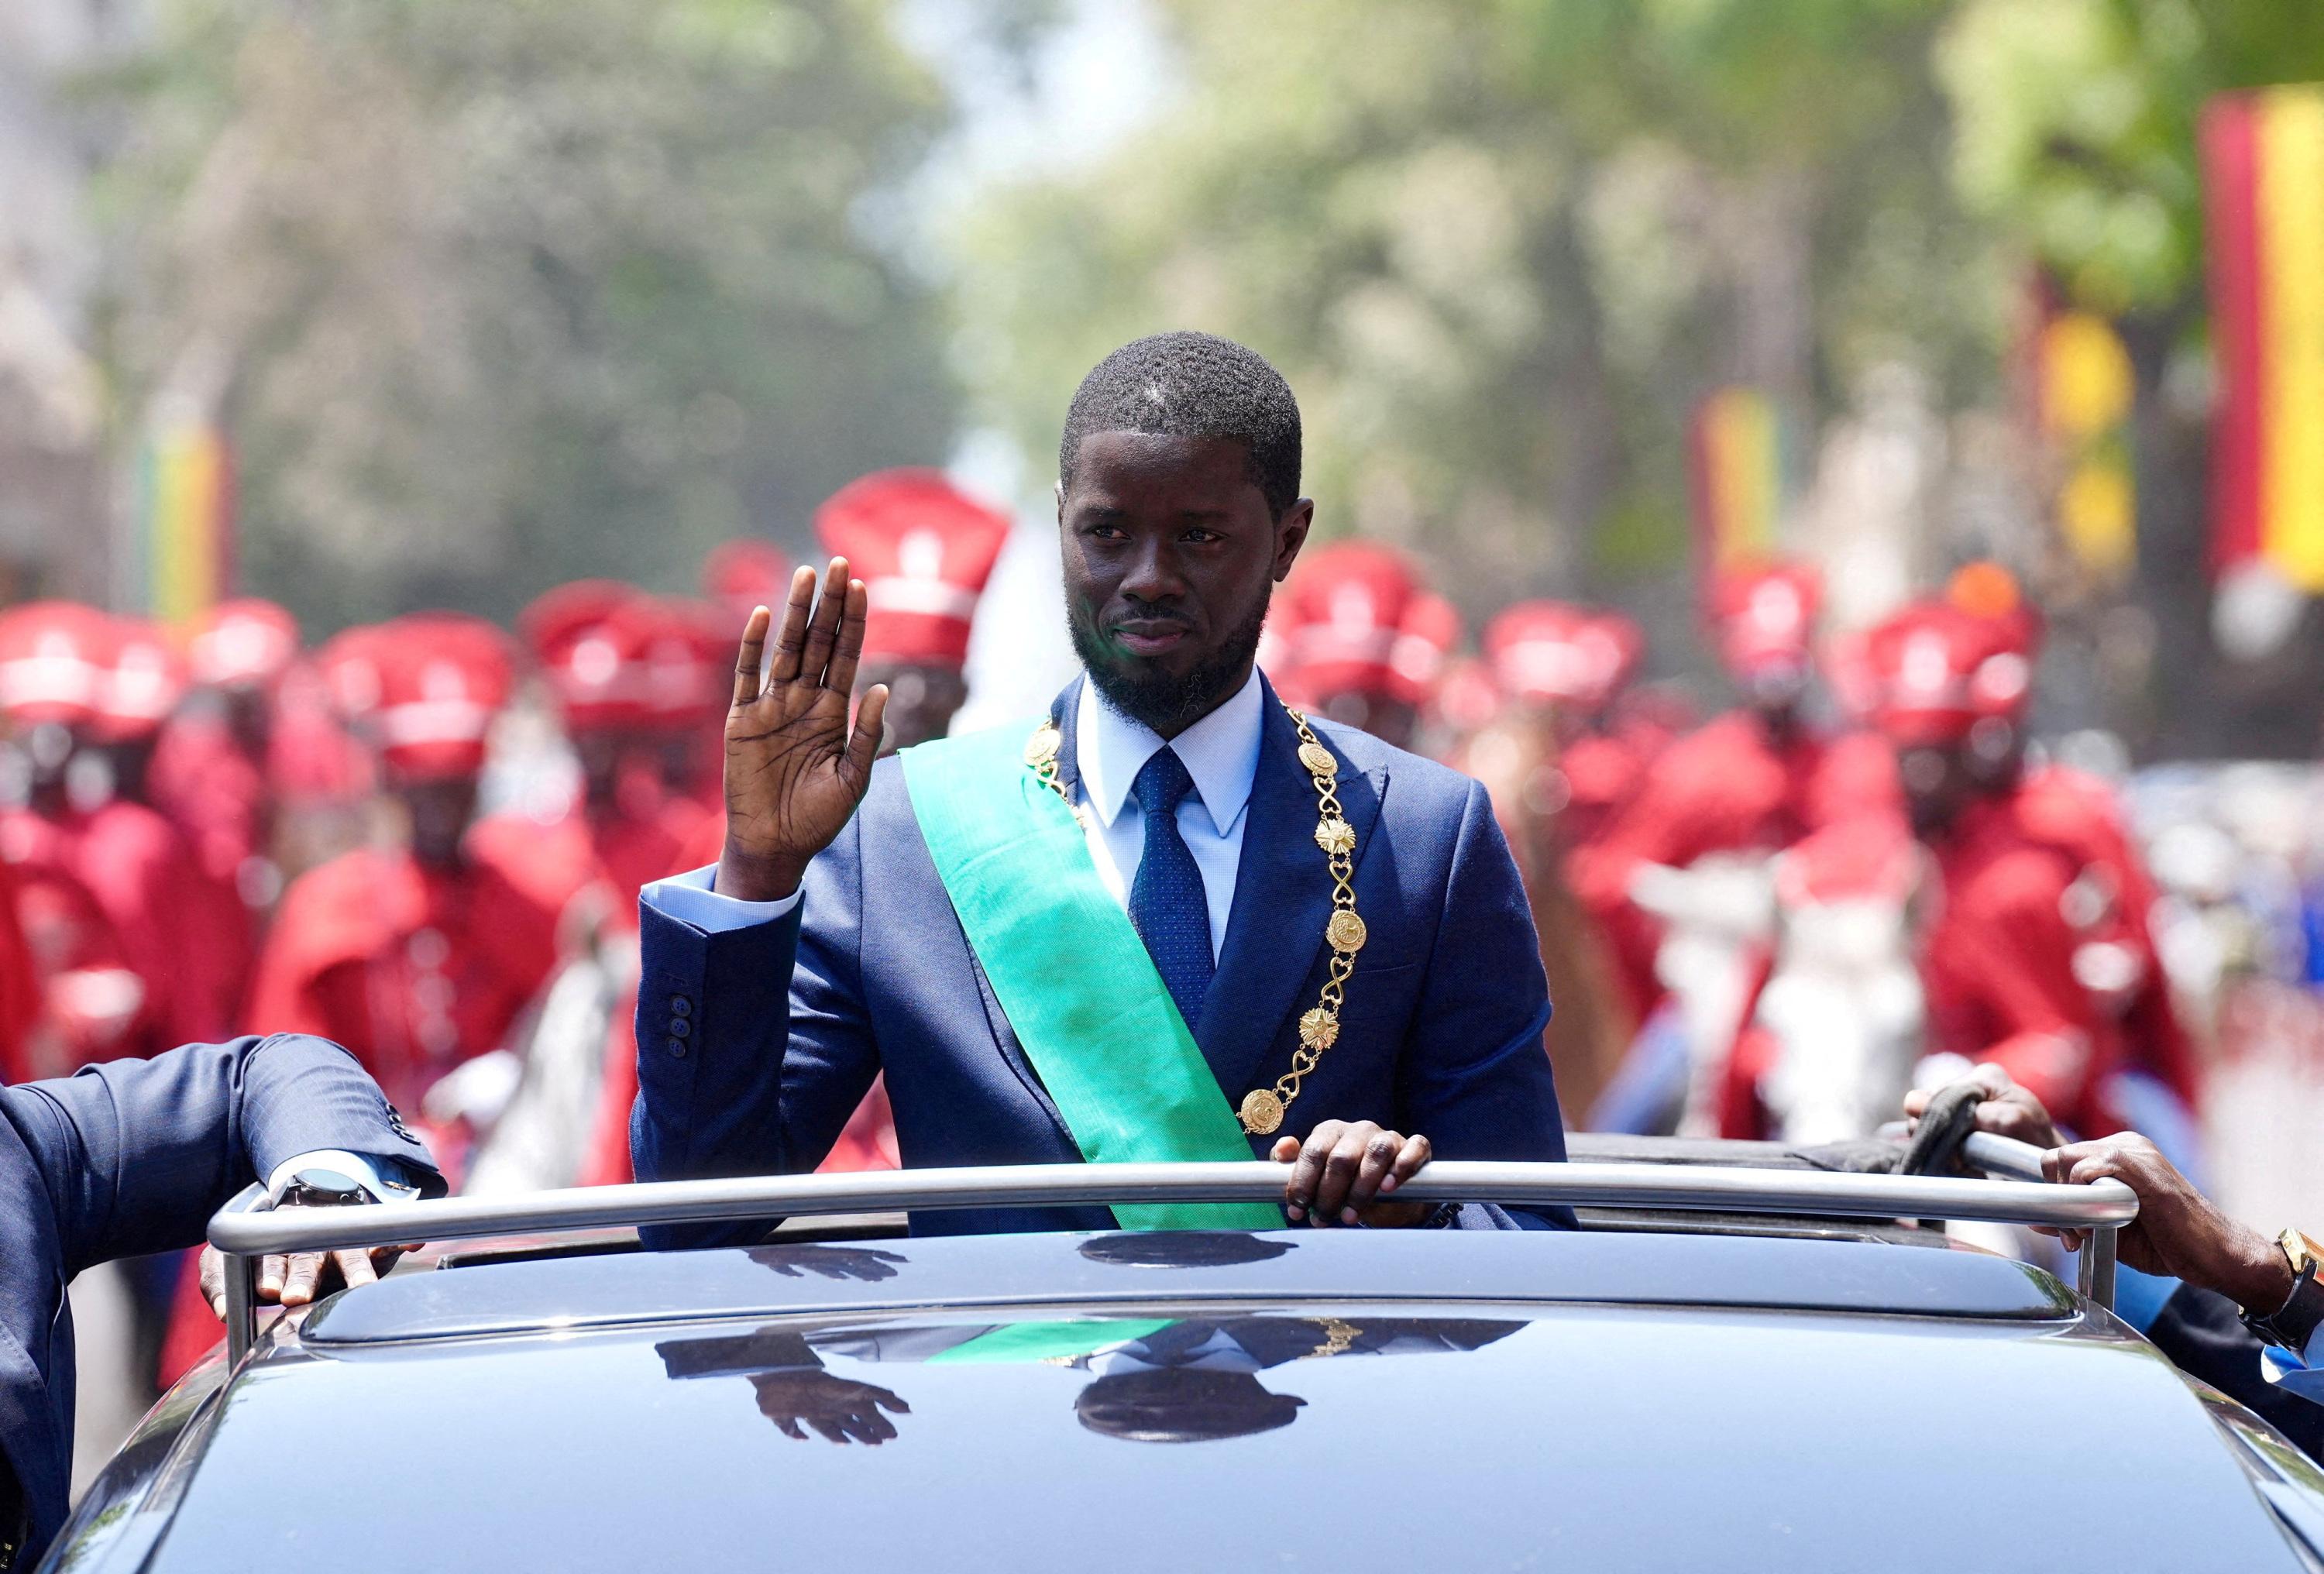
[37,1137,2324,1572]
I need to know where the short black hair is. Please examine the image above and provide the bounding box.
[1058,331,1302,517]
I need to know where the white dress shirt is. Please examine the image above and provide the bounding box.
[642,668,1267,962]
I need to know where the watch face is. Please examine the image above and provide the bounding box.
[289,1169,363,1203]
[2293,1231,2324,1277]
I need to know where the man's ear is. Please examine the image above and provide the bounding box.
[1054,477,1067,524]
[1273,499,1315,581]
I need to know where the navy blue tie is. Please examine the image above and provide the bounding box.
[1128,747,1215,1029]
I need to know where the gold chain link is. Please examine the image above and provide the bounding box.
[1022,702,1360,1138]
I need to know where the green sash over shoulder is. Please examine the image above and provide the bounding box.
[899,722,1279,1232]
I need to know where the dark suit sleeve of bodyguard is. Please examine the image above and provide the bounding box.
[633,809,882,1251]
[2,1033,442,1280]
[1398,779,1575,1229]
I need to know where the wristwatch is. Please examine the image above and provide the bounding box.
[277,1167,376,1210]
[2241,1229,2324,1353]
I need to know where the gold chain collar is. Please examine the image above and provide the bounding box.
[1023,703,1361,1136]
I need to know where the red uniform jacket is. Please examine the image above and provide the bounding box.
[1572,712,1902,1018]
[1921,768,2196,1132]
[246,830,567,1113]
[1,803,249,1049]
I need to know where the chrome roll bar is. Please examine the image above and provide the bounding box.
[209,1143,2135,1366]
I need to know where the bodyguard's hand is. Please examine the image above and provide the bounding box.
[198,1238,413,1319]
[2040,1132,2294,1314]
[1903,1063,2059,1151]
[1272,1122,1432,1227]
[718,558,890,902]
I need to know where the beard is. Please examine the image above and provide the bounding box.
[1069,585,1271,736]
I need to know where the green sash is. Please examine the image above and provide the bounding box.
[925,1318,1176,1365]
[899,722,1279,1232]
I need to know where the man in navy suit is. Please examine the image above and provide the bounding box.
[634,332,1568,1239]
[2,1035,442,1567]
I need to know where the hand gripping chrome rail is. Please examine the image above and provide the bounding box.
[208,1143,2135,1365]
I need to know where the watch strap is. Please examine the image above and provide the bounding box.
[2242,1231,2324,1353]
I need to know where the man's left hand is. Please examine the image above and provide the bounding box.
[1272,1121,1432,1226]
[198,1239,414,1319]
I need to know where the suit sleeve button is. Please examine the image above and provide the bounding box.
[670,996,693,1018]
[667,1038,688,1059]
[668,1018,692,1040]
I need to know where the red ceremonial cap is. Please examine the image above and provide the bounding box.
[1709,560,1822,684]
[91,617,188,743]
[701,541,792,628]
[351,613,517,781]
[618,596,730,731]
[1273,542,1456,706]
[813,469,1011,667]
[522,581,651,734]
[1862,599,2027,747]
[1483,601,1643,715]
[1946,561,2040,724]
[187,599,301,691]
[0,602,113,728]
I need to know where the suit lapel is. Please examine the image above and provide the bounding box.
[1195,682,1385,1107]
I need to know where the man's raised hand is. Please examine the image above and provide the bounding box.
[718,558,890,902]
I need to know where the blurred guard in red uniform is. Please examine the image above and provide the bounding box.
[150,599,301,916]
[1481,601,1648,854]
[0,604,245,1050]
[1572,561,1900,1022]
[1266,541,1458,751]
[0,607,113,1079]
[523,583,713,906]
[1449,601,1652,1119]
[247,614,565,1122]
[1864,585,2200,1154]
[87,616,255,1040]
[813,468,1011,753]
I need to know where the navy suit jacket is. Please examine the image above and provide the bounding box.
[633,675,1569,1243]
[0,1036,440,1565]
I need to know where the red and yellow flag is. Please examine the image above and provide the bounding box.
[2203,87,2324,589]
[1687,387,1782,581]
[135,424,235,626]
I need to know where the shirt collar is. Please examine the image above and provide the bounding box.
[1075,666,1264,839]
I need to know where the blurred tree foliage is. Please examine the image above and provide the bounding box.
[946,0,1995,620]
[94,0,957,629]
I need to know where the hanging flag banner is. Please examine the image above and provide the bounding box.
[2202,86,2324,590]
[2021,277,2137,583]
[135,424,235,626]
[1686,387,1783,585]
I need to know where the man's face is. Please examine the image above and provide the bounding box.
[394,774,481,869]
[1060,431,1311,737]
[1896,741,1975,838]
[860,660,968,753]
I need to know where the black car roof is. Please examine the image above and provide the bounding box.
[301,1227,2078,1345]
[66,1230,2324,1574]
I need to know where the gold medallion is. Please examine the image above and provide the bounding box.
[1313,816,1356,856]
[1298,741,1339,778]
[1023,724,1061,767]
[1326,909,1368,954]
[1239,1088,1285,1136]
[1298,1005,1340,1050]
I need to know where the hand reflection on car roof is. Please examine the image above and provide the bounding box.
[744,1242,909,1283]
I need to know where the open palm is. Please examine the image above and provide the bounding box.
[717,557,890,902]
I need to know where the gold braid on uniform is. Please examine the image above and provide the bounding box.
[1022,703,1363,1136]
